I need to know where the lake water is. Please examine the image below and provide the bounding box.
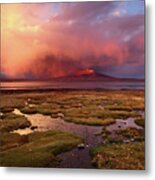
[0,81,144,90]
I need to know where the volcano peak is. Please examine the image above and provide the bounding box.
[76,68,95,76]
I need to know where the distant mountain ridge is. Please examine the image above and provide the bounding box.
[0,69,144,82]
[54,69,144,82]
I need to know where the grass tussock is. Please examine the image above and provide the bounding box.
[0,131,83,167]
[0,113,31,133]
[1,90,144,126]
[135,118,145,128]
[0,90,144,168]
[116,127,144,141]
[90,142,144,170]
[65,117,116,126]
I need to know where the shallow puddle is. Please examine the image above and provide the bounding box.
[106,118,142,133]
[13,109,102,145]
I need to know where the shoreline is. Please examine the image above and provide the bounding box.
[0,88,144,94]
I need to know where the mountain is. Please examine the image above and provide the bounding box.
[0,69,144,82]
[54,69,144,82]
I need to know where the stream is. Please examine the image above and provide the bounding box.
[13,109,102,168]
[13,108,143,168]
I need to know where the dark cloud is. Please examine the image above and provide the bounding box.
[53,2,118,22]
[1,2,144,79]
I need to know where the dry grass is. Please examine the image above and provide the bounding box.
[90,142,144,170]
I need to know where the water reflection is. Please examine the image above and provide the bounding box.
[13,109,102,146]
[1,81,144,90]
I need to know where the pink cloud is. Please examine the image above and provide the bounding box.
[1,2,144,79]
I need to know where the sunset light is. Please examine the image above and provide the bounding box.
[1,1,144,80]
[0,1,145,170]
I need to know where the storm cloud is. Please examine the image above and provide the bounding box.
[1,1,144,79]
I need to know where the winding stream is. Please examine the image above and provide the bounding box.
[13,109,102,168]
[13,108,143,168]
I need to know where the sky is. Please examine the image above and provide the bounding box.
[0,0,145,79]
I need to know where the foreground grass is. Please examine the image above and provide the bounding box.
[0,131,83,167]
[135,118,145,128]
[116,127,144,142]
[90,121,145,170]
[0,90,144,169]
[90,142,144,170]
[0,113,31,133]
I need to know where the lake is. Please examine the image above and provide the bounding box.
[0,81,144,90]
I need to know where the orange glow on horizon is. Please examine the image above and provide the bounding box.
[76,69,95,76]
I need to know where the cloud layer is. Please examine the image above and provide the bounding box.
[1,1,144,79]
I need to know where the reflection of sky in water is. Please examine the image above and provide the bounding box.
[1,81,144,90]
[13,109,102,146]
[12,107,144,168]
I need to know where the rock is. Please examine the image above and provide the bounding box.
[78,103,82,107]
[57,113,64,118]
[27,98,31,102]
[30,126,38,130]
[77,143,85,149]
[98,105,104,109]
[29,104,36,107]
[123,139,130,143]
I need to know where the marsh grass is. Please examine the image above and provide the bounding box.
[90,142,144,170]
[0,95,25,113]
[90,121,145,169]
[0,90,144,168]
[20,107,38,114]
[0,131,83,167]
[1,90,144,126]
[0,133,29,151]
[0,113,31,133]
[135,118,145,128]
[116,127,144,141]
[64,117,115,126]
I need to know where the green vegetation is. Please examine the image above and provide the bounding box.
[20,107,38,114]
[90,142,144,170]
[0,90,144,169]
[0,95,25,113]
[95,110,141,119]
[65,117,115,126]
[135,118,145,128]
[0,131,83,167]
[0,113,31,133]
[1,90,144,126]
[90,123,145,169]
[116,127,144,141]
[0,133,29,151]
